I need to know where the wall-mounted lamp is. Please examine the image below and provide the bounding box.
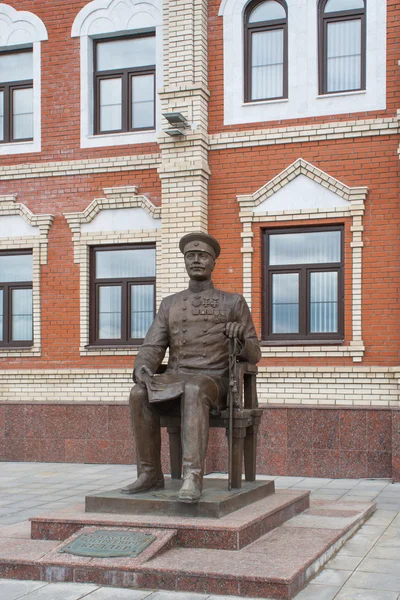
[163,112,190,136]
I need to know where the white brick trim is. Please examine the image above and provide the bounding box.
[257,366,400,407]
[64,187,161,356]
[0,154,161,181]
[0,366,398,407]
[237,159,367,361]
[0,195,54,357]
[209,117,399,150]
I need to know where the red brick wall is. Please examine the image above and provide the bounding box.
[209,135,400,366]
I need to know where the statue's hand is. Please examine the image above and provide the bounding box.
[135,365,154,385]
[224,322,245,341]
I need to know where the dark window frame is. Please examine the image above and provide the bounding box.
[93,31,156,135]
[90,243,156,346]
[318,0,366,95]
[0,249,33,348]
[244,0,288,103]
[0,47,33,144]
[262,225,344,343]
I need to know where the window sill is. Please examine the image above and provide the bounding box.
[0,139,41,156]
[261,339,344,346]
[80,345,140,356]
[81,129,157,149]
[316,90,366,100]
[242,98,289,107]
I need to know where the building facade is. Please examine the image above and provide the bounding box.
[0,0,399,480]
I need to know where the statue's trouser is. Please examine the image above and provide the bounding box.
[129,375,223,483]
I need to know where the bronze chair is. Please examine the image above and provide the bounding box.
[159,363,262,489]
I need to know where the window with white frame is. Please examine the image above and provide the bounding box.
[0,49,33,143]
[71,0,162,149]
[244,0,288,102]
[0,250,33,347]
[318,0,366,95]
[0,4,47,155]
[219,0,385,125]
[94,33,156,134]
[90,244,156,345]
[263,226,344,341]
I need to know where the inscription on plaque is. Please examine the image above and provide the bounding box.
[59,530,156,558]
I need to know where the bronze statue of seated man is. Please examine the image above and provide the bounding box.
[121,232,260,503]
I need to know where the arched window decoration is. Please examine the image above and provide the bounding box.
[244,0,288,102]
[319,0,366,94]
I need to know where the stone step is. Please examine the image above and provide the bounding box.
[0,499,375,599]
[31,488,310,550]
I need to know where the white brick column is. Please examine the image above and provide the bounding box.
[158,0,210,296]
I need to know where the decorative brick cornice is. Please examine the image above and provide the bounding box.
[210,117,399,150]
[238,158,368,213]
[0,154,161,181]
[64,186,161,259]
[236,159,367,362]
[0,194,54,265]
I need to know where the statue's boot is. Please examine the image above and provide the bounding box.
[178,376,214,503]
[178,470,202,503]
[121,471,164,494]
[121,383,164,495]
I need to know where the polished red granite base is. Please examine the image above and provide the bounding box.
[0,492,375,599]
[1,402,398,481]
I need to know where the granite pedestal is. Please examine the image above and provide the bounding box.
[0,478,376,599]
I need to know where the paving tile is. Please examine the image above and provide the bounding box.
[368,546,400,560]
[326,555,362,570]
[293,584,340,599]
[311,568,352,586]
[85,588,154,599]
[358,558,400,575]
[346,572,400,592]
[334,586,399,599]
[21,583,100,599]
[0,579,48,600]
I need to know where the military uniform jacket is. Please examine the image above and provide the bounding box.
[133,283,261,389]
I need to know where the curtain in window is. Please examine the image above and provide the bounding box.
[251,29,283,100]
[12,289,32,341]
[98,286,121,339]
[310,271,338,333]
[272,272,299,333]
[96,249,156,279]
[131,284,154,339]
[326,19,361,92]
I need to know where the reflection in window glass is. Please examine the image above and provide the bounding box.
[0,254,32,282]
[249,0,286,23]
[97,37,155,71]
[0,51,33,83]
[270,231,341,265]
[310,271,338,333]
[324,0,364,12]
[99,78,122,132]
[96,248,156,279]
[272,272,299,334]
[13,88,34,140]
[132,74,154,129]
[98,286,121,339]
[11,288,32,341]
[131,284,154,339]
[327,20,361,93]
[251,29,283,100]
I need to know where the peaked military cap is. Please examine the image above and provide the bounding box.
[179,232,221,259]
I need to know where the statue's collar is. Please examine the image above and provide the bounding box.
[188,280,215,293]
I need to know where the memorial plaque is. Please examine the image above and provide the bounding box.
[59,529,156,558]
